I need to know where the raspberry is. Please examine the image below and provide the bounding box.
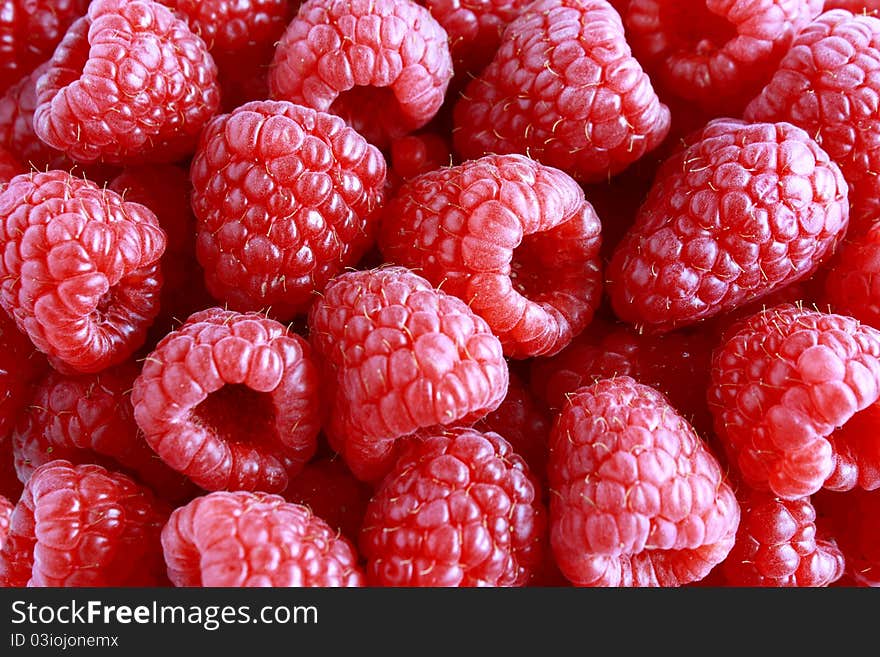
[529,318,715,436]
[548,376,740,587]
[0,170,166,374]
[0,494,10,550]
[708,304,880,500]
[824,1,880,13]
[360,427,546,586]
[162,491,365,587]
[131,308,322,493]
[191,100,387,320]
[389,132,452,180]
[718,490,845,587]
[814,488,880,586]
[308,266,509,483]
[379,153,603,358]
[606,119,850,333]
[283,456,373,543]
[744,10,880,232]
[473,369,551,482]
[0,460,169,587]
[622,1,822,116]
[0,309,47,442]
[33,0,221,165]
[270,0,453,149]
[823,222,880,330]
[0,146,22,184]
[0,0,89,95]
[452,0,671,183]
[12,361,195,503]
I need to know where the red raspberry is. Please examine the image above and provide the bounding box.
[131,308,322,493]
[622,1,822,117]
[108,164,214,344]
[473,369,551,482]
[191,100,387,320]
[814,488,880,586]
[548,376,740,587]
[823,212,880,329]
[0,494,10,550]
[452,0,671,183]
[708,304,880,500]
[12,361,195,503]
[0,460,169,587]
[389,132,452,180]
[718,491,845,587]
[606,119,849,333]
[0,146,22,184]
[744,10,880,233]
[360,427,546,586]
[269,0,454,149]
[283,456,373,543]
[379,153,603,358]
[529,318,715,436]
[308,266,509,483]
[33,0,221,165]
[162,491,364,587]
[0,0,89,95]
[0,307,47,443]
[0,170,166,374]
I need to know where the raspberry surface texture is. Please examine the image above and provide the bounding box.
[708,304,880,500]
[548,376,740,587]
[379,153,603,358]
[360,427,546,586]
[606,119,849,332]
[0,311,46,444]
[270,0,453,149]
[162,491,365,587]
[132,308,322,493]
[622,0,823,116]
[33,0,221,165]
[453,0,671,183]
[0,460,169,587]
[191,100,387,320]
[814,488,880,586]
[824,221,880,329]
[0,170,166,374]
[308,266,509,482]
[744,10,880,232]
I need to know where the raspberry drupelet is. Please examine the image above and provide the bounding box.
[307,266,509,483]
[0,170,167,374]
[270,0,454,149]
[360,427,547,587]
[0,460,170,587]
[132,308,322,493]
[708,304,880,500]
[32,0,221,165]
[190,100,387,320]
[161,491,365,587]
[453,0,671,183]
[379,153,603,358]
[606,119,850,333]
[548,376,740,587]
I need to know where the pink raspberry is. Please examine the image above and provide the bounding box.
[131,308,322,493]
[607,119,849,333]
[744,10,880,232]
[622,1,823,116]
[452,0,671,183]
[379,153,603,358]
[270,0,453,149]
[718,490,845,587]
[0,170,166,374]
[190,100,387,320]
[33,0,221,165]
[307,266,509,483]
[0,0,89,95]
[389,132,452,180]
[12,361,195,503]
[360,427,547,586]
[824,1,880,13]
[162,490,364,587]
[549,376,740,587]
[0,460,169,587]
[708,304,880,500]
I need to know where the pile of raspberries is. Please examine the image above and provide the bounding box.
[0,0,879,589]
